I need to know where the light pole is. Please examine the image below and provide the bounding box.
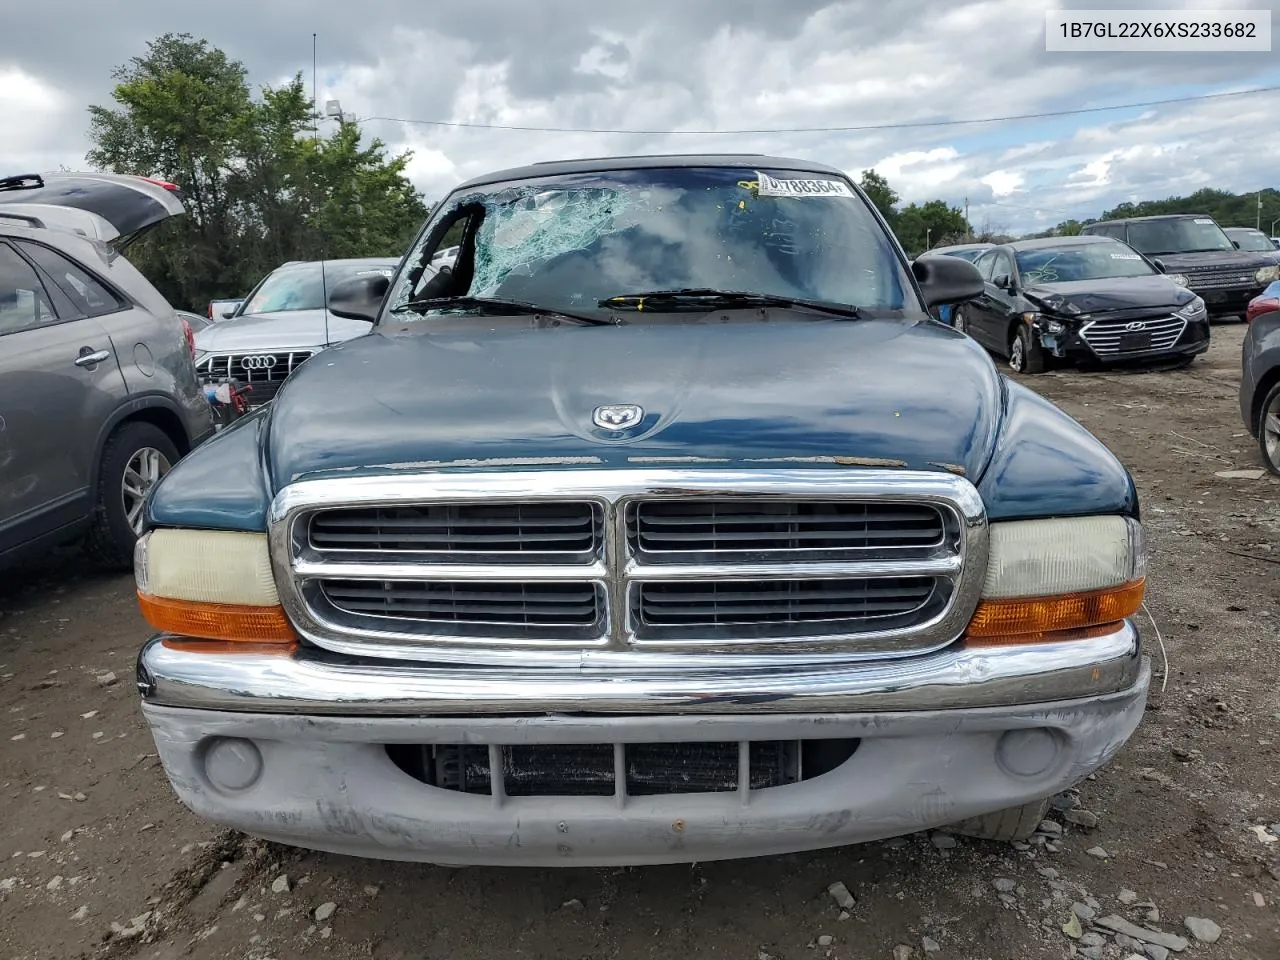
[1272,216,1280,236]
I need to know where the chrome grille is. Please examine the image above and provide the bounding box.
[1182,267,1260,289]
[1080,315,1186,357]
[629,499,944,560]
[635,577,937,628]
[196,351,314,403]
[320,579,602,628]
[272,469,988,663]
[310,502,601,561]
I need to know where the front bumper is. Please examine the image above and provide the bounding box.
[137,624,1149,865]
[1036,317,1209,365]
[1193,284,1265,318]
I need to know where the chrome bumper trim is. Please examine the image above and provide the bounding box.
[136,620,1141,717]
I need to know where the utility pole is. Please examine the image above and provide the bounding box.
[1257,191,1263,231]
[964,197,969,232]
[312,33,318,144]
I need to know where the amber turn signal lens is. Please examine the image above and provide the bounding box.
[138,592,297,644]
[965,579,1145,643]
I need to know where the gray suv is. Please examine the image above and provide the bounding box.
[0,172,214,570]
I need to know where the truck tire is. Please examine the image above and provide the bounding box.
[1008,325,1044,374]
[944,798,1050,843]
[84,421,179,571]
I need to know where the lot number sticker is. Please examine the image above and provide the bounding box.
[755,171,855,199]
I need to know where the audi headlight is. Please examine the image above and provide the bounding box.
[966,516,1145,644]
[1176,296,1206,319]
[193,350,209,364]
[1168,274,1190,288]
[1256,265,1280,284]
[134,529,296,645]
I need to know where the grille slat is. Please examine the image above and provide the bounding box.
[638,577,936,626]
[632,500,945,558]
[321,580,601,627]
[310,503,600,557]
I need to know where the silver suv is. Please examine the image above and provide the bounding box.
[0,172,214,570]
[194,258,401,408]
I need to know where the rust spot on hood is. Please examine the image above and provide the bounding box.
[929,461,968,476]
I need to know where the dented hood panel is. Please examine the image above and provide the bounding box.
[262,318,1004,486]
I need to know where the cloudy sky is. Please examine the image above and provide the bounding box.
[3,0,1278,234]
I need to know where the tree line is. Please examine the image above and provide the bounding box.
[87,34,428,311]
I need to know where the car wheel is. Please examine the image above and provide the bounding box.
[1008,325,1044,374]
[945,798,1051,843]
[953,307,968,335]
[1260,382,1280,477]
[84,421,179,570]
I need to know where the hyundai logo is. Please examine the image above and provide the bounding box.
[1124,321,1147,332]
[592,403,644,430]
[239,355,278,371]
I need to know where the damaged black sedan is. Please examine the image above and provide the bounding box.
[953,235,1210,373]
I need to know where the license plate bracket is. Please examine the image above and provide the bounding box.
[1118,331,1153,351]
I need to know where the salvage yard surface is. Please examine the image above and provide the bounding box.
[2,325,1278,960]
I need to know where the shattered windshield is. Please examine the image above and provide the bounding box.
[386,166,915,321]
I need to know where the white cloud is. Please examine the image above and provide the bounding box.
[1,0,1277,232]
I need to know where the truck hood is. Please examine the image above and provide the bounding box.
[1022,275,1194,315]
[263,318,1005,486]
[195,309,373,353]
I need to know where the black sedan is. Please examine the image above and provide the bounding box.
[952,235,1210,373]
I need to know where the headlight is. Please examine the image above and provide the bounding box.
[1176,296,1206,319]
[1045,320,1065,334]
[966,516,1145,644]
[1168,274,1190,287]
[193,350,208,364]
[1256,265,1280,284]
[134,530,296,644]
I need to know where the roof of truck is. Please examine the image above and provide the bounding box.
[453,154,849,191]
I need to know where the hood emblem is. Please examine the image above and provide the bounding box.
[1124,321,1147,331]
[593,403,644,430]
[240,354,278,370]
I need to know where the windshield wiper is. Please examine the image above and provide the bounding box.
[598,288,864,319]
[392,295,614,326]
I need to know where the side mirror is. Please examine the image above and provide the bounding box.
[913,255,984,308]
[1152,258,1166,273]
[327,274,390,323]
[219,300,243,319]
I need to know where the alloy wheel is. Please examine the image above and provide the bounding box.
[1009,336,1025,373]
[122,446,172,535]
[1264,394,1280,474]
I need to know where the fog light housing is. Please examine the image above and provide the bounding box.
[995,728,1062,778]
[203,737,263,791]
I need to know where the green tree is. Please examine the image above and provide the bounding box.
[858,169,899,224]
[87,33,428,310]
[895,199,969,254]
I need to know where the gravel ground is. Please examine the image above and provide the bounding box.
[2,324,1278,960]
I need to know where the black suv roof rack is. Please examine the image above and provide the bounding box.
[0,173,45,193]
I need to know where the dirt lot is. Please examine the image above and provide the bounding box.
[2,323,1278,960]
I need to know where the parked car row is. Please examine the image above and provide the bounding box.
[920,211,1279,376]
